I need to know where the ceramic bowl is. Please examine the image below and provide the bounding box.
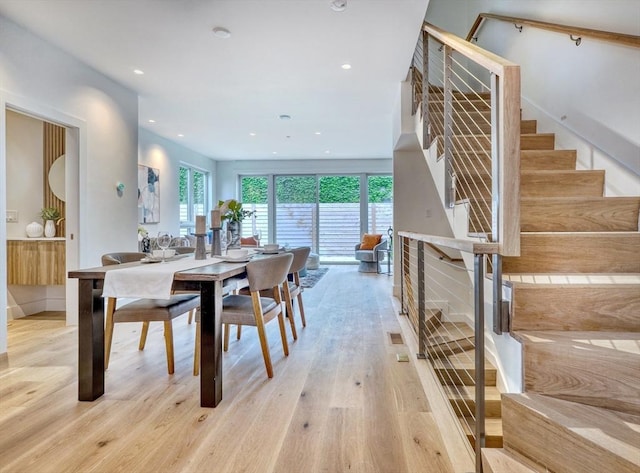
[227,248,249,259]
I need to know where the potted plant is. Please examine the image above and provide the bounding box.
[217,199,254,248]
[39,207,61,237]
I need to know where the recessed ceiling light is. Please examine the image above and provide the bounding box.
[148,119,156,123]
[279,114,291,120]
[133,69,144,75]
[249,132,256,136]
[314,131,322,135]
[212,27,231,39]
[325,150,331,154]
[330,0,347,12]
[177,134,184,137]
[341,63,352,70]
[272,151,278,155]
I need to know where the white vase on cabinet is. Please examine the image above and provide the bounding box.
[44,220,56,238]
[26,221,44,238]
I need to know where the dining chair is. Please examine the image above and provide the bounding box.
[193,252,294,378]
[102,252,200,374]
[281,246,310,340]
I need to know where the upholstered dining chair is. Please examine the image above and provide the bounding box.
[101,252,200,374]
[193,252,294,378]
[281,246,310,340]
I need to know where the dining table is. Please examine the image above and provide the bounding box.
[68,253,251,407]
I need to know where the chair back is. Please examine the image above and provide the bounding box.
[288,247,311,274]
[102,252,147,265]
[246,253,294,293]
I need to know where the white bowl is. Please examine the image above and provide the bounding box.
[227,248,248,259]
[153,249,176,258]
[263,244,279,252]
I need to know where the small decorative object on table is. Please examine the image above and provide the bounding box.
[194,215,207,260]
[217,199,254,249]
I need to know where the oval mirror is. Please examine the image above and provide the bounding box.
[48,154,66,202]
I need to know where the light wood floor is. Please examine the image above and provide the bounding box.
[0,266,455,473]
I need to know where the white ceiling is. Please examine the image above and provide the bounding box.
[0,0,427,160]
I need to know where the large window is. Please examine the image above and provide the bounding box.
[238,173,392,262]
[179,165,208,236]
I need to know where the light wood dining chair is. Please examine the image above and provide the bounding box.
[281,246,310,340]
[193,252,294,378]
[102,252,200,374]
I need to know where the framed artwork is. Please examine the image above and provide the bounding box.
[138,164,160,223]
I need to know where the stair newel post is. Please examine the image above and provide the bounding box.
[443,45,455,208]
[422,29,430,148]
[417,240,427,359]
[474,252,486,473]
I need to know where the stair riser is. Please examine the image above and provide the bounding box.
[522,337,640,415]
[512,285,640,331]
[502,395,640,473]
[448,134,554,152]
[503,233,640,273]
[520,149,576,170]
[521,197,640,232]
[435,368,496,387]
[450,398,502,418]
[456,171,605,203]
[429,100,492,111]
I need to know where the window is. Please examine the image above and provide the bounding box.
[275,176,316,249]
[240,176,269,242]
[367,175,393,234]
[179,165,209,236]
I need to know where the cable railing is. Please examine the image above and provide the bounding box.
[399,232,500,473]
[411,22,521,258]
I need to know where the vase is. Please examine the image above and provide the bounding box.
[44,220,56,238]
[227,221,241,249]
[26,221,44,238]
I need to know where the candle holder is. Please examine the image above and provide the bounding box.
[194,233,207,260]
[210,227,222,256]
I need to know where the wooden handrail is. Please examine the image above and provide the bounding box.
[467,13,640,48]
[398,231,500,255]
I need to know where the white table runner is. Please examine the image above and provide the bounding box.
[102,255,224,300]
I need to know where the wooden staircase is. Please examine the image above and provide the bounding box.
[427,86,640,471]
[478,127,640,470]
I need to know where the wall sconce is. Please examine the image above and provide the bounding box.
[116,182,125,197]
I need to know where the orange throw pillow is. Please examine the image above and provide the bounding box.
[360,233,382,250]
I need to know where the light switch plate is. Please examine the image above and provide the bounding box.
[6,210,18,222]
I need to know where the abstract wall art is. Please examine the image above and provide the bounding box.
[138,164,160,223]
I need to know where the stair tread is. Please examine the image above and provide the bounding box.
[433,350,496,370]
[482,448,547,473]
[504,273,640,285]
[515,330,640,348]
[503,393,640,468]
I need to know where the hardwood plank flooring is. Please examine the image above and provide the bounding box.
[0,266,456,473]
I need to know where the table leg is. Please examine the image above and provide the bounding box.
[200,280,223,407]
[78,279,105,401]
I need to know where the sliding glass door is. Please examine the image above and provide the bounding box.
[275,176,316,248]
[318,176,360,262]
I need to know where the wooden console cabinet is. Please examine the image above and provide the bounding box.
[7,239,66,285]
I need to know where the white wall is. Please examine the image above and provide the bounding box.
[5,110,43,238]
[137,128,216,239]
[0,16,211,353]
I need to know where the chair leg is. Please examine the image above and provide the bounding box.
[281,283,298,340]
[193,321,200,376]
[236,325,242,340]
[276,304,289,357]
[138,321,150,350]
[187,308,195,325]
[297,293,307,328]
[251,295,274,378]
[223,323,231,352]
[163,321,175,375]
[104,297,116,370]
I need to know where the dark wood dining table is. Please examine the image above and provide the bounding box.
[68,259,248,407]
